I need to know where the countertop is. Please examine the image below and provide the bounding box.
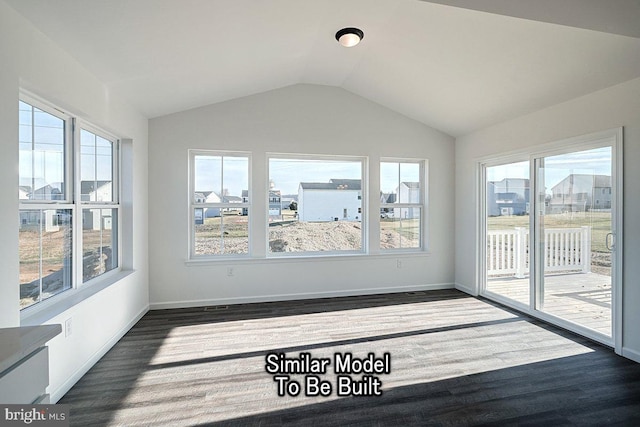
[0,325,62,374]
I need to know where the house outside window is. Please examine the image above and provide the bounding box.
[190,151,250,257]
[380,159,425,250]
[79,127,119,282]
[268,156,364,255]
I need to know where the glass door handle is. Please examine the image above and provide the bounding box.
[606,232,614,251]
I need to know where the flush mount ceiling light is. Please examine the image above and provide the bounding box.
[335,27,364,47]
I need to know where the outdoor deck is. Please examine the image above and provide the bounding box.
[487,272,611,336]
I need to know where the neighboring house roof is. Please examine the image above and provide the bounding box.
[81,180,111,195]
[205,192,221,203]
[590,175,612,187]
[551,174,611,191]
[400,182,420,189]
[241,190,281,198]
[489,178,530,186]
[223,195,242,203]
[31,184,64,200]
[300,179,362,190]
[329,179,361,189]
[380,193,396,203]
[19,186,31,199]
[194,192,243,203]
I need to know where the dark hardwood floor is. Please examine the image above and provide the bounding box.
[59,290,640,426]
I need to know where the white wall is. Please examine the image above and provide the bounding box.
[455,77,640,361]
[0,1,149,401]
[149,84,455,308]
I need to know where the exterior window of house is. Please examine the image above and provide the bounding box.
[190,151,250,257]
[380,160,425,250]
[80,127,119,282]
[19,99,72,309]
[268,156,364,255]
[19,96,122,310]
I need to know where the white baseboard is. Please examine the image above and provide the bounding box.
[49,305,149,403]
[622,347,640,364]
[150,283,456,310]
[455,282,477,296]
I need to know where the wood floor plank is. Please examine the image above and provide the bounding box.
[59,290,640,426]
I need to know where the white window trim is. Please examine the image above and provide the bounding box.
[183,152,435,265]
[379,158,427,252]
[188,149,252,259]
[19,92,124,319]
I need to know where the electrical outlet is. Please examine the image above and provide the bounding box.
[65,318,72,337]
[396,259,402,269]
[227,267,234,277]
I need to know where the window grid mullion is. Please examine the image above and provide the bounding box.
[38,210,43,305]
[30,105,35,199]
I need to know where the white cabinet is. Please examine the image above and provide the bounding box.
[0,325,61,404]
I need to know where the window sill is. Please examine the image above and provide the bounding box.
[185,251,431,266]
[20,269,135,326]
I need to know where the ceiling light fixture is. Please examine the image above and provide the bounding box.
[335,27,364,48]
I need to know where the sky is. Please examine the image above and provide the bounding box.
[195,156,249,197]
[194,157,421,197]
[487,146,612,194]
[19,102,113,194]
[269,158,361,195]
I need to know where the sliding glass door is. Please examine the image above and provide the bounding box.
[485,160,531,307]
[535,147,613,337]
[481,130,621,346]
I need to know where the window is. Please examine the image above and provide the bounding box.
[268,156,364,255]
[190,152,250,257]
[19,208,73,309]
[380,160,424,250]
[186,154,429,258]
[80,128,119,282]
[19,100,72,309]
[19,96,121,310]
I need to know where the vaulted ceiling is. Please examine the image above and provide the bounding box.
[6,0,640,136]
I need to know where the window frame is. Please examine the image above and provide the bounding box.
[76,121,122,285]
[266,153,367,257]
[19,92,123,314]
[379,158,427,252]
[188,149,252,259]
[19,94,74,204]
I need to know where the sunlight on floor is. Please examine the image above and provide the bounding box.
[122,298,596,423]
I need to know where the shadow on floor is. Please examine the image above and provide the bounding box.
[197,351,640,426]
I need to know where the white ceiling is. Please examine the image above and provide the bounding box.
[6,0,640,136]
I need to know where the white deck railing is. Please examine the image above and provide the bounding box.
[487,226,591,278]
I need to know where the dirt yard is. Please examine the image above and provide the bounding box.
[195,217,420,254]
[269,221,363,252]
